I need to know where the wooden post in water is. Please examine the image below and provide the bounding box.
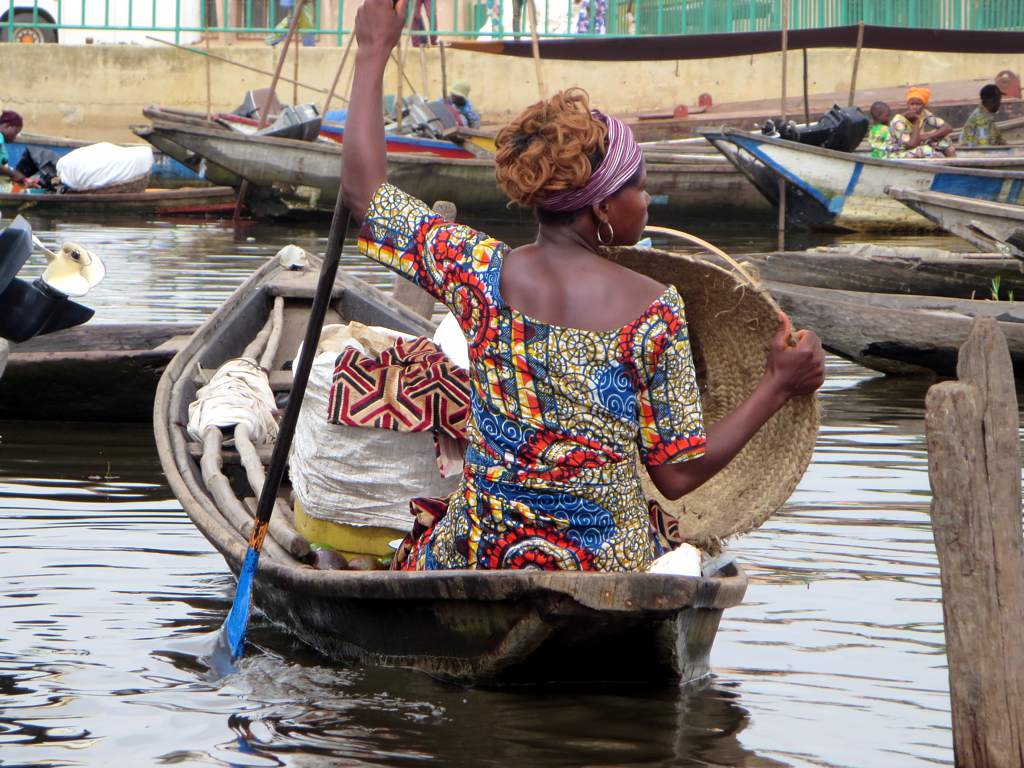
[924,317,1024,768]
[779,0,788,122]
[848,20,865,108]
[526,0,547,101]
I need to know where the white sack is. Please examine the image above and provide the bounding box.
[56,143,154,191]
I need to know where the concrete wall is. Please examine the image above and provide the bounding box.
[0,42,1021,142]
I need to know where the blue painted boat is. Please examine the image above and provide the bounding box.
[704,127,1024,232]
[10,132,204,188]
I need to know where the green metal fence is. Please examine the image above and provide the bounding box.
[2,0,1022,44]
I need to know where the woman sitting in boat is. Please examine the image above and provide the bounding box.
[888,87,956,159]
[340,0,826,572]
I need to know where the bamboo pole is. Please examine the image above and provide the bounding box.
[233,0,309,228]
[526,0,547,101]
[204,23,212,118]
[439,40,448,101]
[779,0,788,122]
[322,32,357,116]
[293,30,300,105]
[418,44,429,99]
[777,178,786,251]
[145,35,347,104]
[802,47,809,124]
[848,20,865,107]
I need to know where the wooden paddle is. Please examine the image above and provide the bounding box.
[221,190,352,662]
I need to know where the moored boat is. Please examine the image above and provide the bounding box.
[154,253,751,685]
[0,185,238,216]
[769,281,1024,376]
[887,187,1024,258]
[707,244,1024,299]
[11,131,205,187]
[706,127,1024,231]
[0,322,197,421]
[137,121,771,221]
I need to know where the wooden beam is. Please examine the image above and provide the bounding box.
[925,317,1024,768]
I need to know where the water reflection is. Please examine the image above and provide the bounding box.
[0,213,969,767]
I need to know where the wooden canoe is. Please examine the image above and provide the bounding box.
[140,121,771,222]
[0,339,7,380]
[705,128,1024,232]
[717,245,1024,299]
[0,322,196,421]
[153,255,747,685]
[887,187,1024,259]
[769,281,1024,377]
[11,131,206,187]
[0,186,238,216]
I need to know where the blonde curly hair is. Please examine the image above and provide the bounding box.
[494,88,607,209]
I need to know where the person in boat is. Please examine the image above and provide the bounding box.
[341,0,825,572]
[0,111,39,190]
[447,81,481,129]
[960,84,1006,148]
[888,87,956,158]
[867,102,892,158]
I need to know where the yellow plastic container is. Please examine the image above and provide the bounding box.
[293,499,403,560]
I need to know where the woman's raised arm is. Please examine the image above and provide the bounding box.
[340,0,408,222]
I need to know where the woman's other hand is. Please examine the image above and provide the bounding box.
[354,0,408,58]
[763,312,825,401]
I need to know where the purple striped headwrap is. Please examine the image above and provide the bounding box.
[540,110,643,213]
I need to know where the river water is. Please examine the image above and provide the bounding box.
[0,210,980,767]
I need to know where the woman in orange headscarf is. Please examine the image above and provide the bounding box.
[887,86,956,158]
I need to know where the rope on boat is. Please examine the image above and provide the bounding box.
[199,426,293,564]
[259,297,285,372]
[234,422,311,560]
[187,358,278,446]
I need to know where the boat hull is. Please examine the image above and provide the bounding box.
[145,122,771,222]
[154,257,747,685]
[707,129,1024,232]
[0,186,237,216]
[729,246,1024,299]
[888,187,1024,258]
[0,322,195,421]
[769,281,1024,376]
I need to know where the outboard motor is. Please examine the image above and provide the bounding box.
[764,104,870,153]
[0,216,100,343]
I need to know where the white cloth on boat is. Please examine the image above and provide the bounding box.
[276,244,311,270]
[431,311,469,371]
[647,543,703,577]
[56,143,153,191]
[186,357,278,444]
[289,322,458,532]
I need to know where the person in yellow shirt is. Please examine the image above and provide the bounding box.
[960,85,1005,147]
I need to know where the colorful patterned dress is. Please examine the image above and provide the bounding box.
[888,110,952,158]
[358,184,706,572]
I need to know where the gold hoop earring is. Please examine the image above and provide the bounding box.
[597,220,615,245]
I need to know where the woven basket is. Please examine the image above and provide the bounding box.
[65,172,151,195]
[603,246,820,544]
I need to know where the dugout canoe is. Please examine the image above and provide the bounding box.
[0,322,196,421]
[153,254,747,686]
[10,131,205,187]
[768,281,1024,377]
[705,128,1024,232]
[887,187,1024,259]
[713,244,1024,299]
[141,121,771,222]
[0,186,238,217]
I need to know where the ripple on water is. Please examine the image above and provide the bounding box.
[0,215,971,767]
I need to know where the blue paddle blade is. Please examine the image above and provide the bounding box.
[224,547,261,660]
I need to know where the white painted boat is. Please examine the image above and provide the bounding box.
[887,187,1024,259]
[705,128,1024,232]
